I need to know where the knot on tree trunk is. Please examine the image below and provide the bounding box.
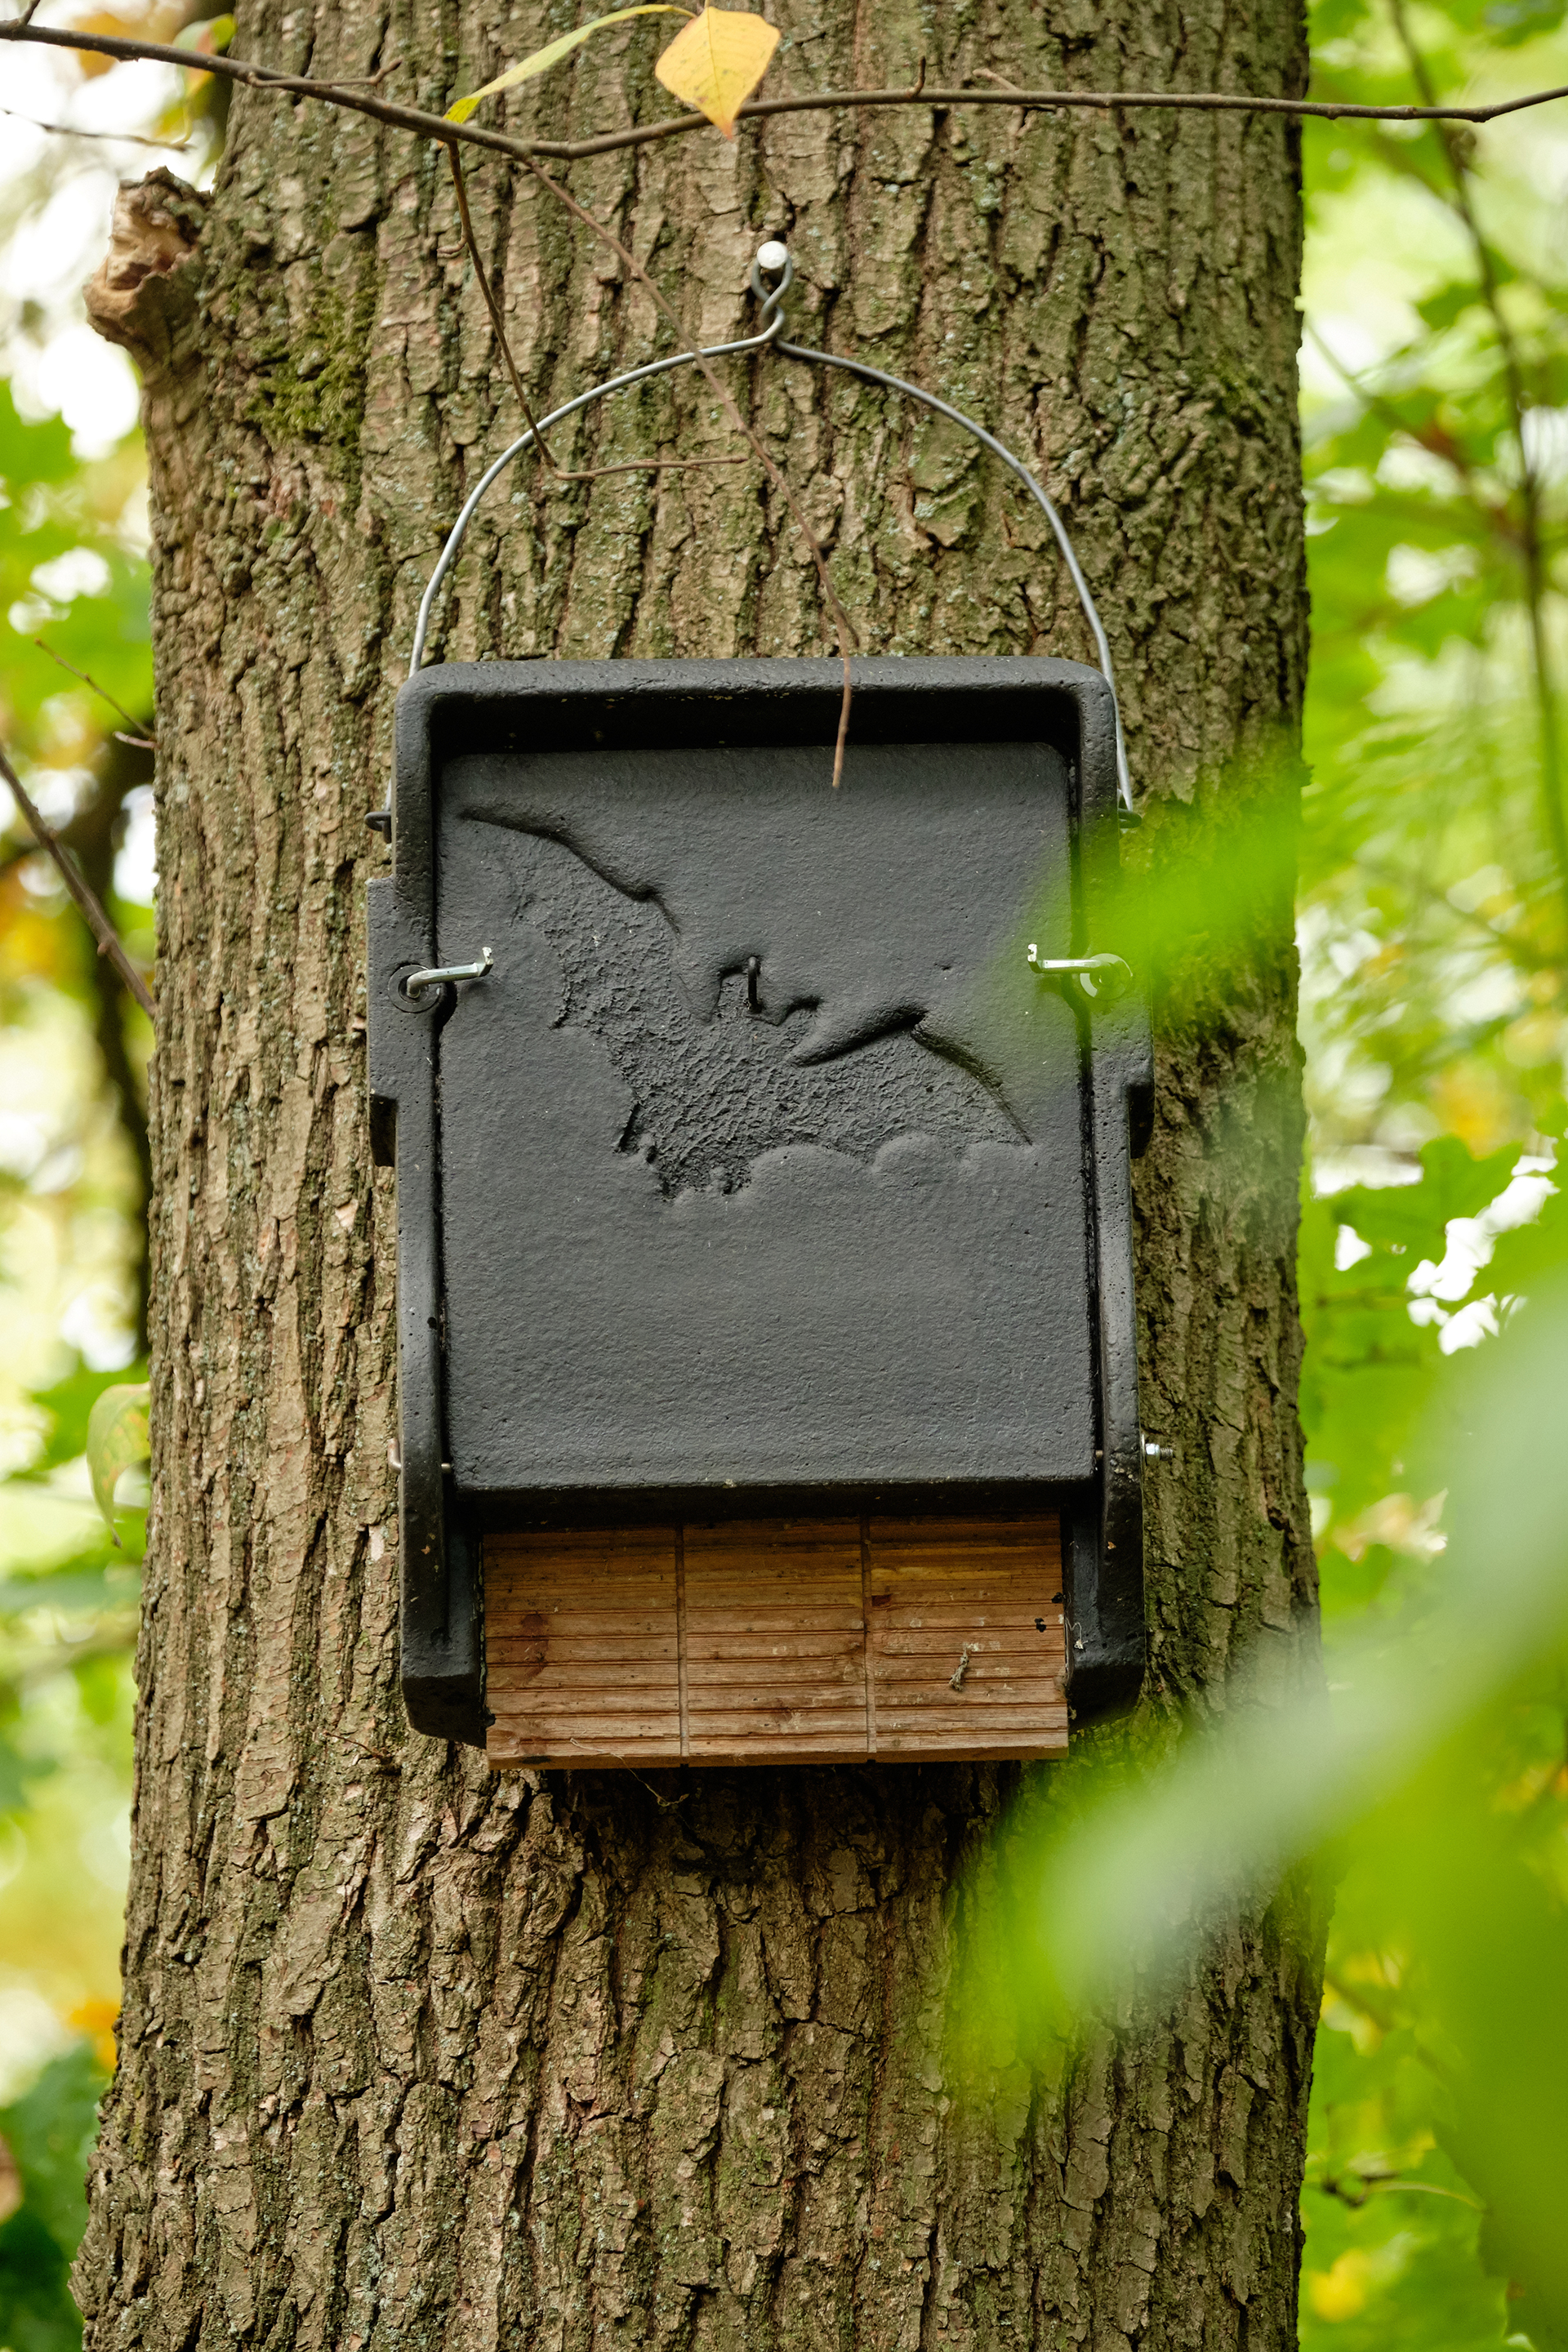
[86,168,207,380]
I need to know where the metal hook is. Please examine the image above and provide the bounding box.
[399,947,493,1004]
[748,238,795,325]
[1026,944,1134,1000]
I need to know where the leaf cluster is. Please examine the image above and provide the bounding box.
[0,2042,110,2352]
[1300,0,1568,1165]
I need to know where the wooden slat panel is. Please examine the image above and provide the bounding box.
[485,1514,1068,1767]
[485,1528,682,1766]
[688,1672,865,1697]
[684,1519,867,1762]
[866,1515,1067,1761]
[687,1633,871,1661]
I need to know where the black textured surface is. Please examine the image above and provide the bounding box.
[368,656,1151,1743]
[438,738,1094,1494]
[501,829,1021,1196]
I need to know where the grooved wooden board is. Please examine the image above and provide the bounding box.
[485,1516,1067,1767]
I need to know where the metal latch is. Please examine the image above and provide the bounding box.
[1026,944,1134,999]
[397,947,493,1007]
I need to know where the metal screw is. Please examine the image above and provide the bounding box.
[1143,1437,1175,1463]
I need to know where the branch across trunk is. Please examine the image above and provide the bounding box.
[76,2,1321,2345]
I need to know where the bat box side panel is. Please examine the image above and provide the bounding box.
[436,735,1096,1496]
[483,1515,1067,1767]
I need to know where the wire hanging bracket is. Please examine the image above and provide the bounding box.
[408,240,1134,814]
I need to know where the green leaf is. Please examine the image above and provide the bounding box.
[1339,1134,1520,1256]
[0,2042,109,2350]
[1303,1992,1509,2351]
[0,1728,54,1820]
[1481,0,1567,44]
[0,383,73,492]
[84,1384,150,1539]
[174,11,236,51]
[0,1566,139,1620]
[956,1255,1568,2331]
[1415,281,1483,334]
[446,5,691,123]
[18,1362,149,1483]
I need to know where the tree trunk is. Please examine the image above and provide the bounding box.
[78,2,1319,2345]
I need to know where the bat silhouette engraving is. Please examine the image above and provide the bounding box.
[448,737,1080,1196]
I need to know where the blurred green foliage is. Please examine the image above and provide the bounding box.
[0,2048,110,2352]
[1,35,155,2351]
[1292,3,1568,2341]
[0,387,150,771]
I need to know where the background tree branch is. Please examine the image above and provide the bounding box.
[3,10,1568,176]
[0,741,155,1022]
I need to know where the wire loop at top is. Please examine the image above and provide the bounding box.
[410,241,1133,810]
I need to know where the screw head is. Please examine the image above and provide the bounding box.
[756,238,790,273]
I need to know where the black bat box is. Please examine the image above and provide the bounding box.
[369,657,1149,1762]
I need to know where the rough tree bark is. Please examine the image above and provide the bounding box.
[78,1,1318,2344]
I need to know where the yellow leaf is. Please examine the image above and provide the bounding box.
[86,1381,150,1541]
[653,4,779,136]
[447,5,692,125]
[69,1998,122,2074]
[68,11,158,77]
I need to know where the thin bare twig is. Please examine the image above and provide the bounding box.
[0,101,189,149]
[5,16,1568,182]
[535,75,1568,163]
[1348,848,1552,971]
[446,145,560,471]
[33,639,156,745]
[521,154,858,784]
[1388,0,1568,959]
[332,58,402,87]
[0,16,550,170]
[1316,2169,1482,2212]
[0,741,154,1019]
[443,148,752,498]
[625,1767,688,1808]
